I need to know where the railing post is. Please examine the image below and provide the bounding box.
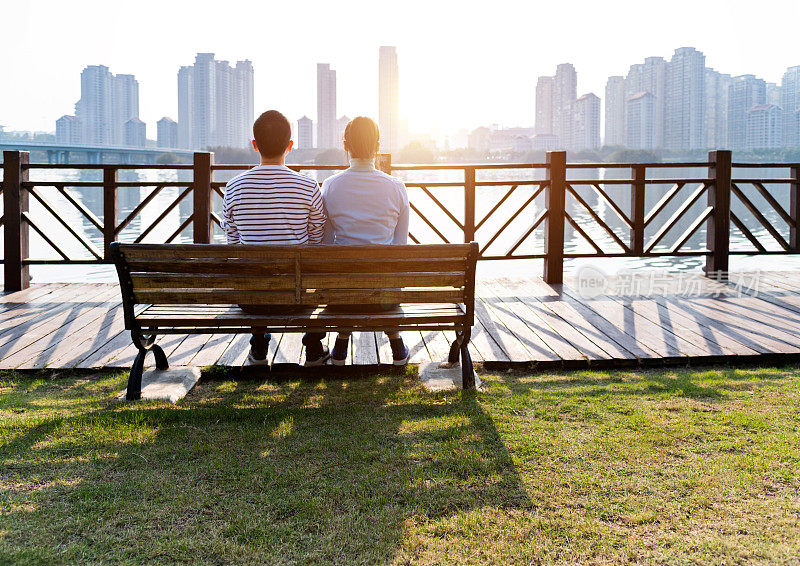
[103,167,118,259]
[706,150,732,278]
[464,167,476,243]
[376,153,391,174]
[193,151,213,244]
[544,151,566,284]
[791,165,800,250]
[3,151,30,292]
[631,165,646,255]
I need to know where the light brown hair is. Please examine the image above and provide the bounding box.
[343,116,380,159]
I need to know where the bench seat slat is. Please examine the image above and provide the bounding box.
[302,272,465,288]
[139,323,462,334]
[130,272,464,290]
[299,244,471,259]
[125,258,466,275]
[142,304,461,313]
[137,303,466,328]
[130,274,296,290]
[126,259,294,275]
[301,258,466,273]
[134,289,296,305]
[119,243,470,260]
[133,289,465,305]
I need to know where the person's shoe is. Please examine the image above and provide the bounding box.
[389,337,410,366]
[246,351,269,366]
[330,336,350,366]
[304,344,330,367]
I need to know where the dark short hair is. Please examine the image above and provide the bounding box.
[253,110,291,158]
[344,116,380,159]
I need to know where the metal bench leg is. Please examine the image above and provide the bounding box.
[126,332,168,401]
[460,329,475,390]
[152,344,169,370]
[127,350,146,401]
[448,331,462,364]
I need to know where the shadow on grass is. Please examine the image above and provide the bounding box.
[0,371,531,564]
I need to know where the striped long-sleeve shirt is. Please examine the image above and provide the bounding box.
[222,165,326,245]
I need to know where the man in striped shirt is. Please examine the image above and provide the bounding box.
[223,110,328,366]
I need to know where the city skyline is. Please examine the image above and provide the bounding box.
[39,48,800,154]
[4,0,800,139]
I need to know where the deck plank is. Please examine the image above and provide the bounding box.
[216,334,252,367]
[190,334,237,367]
[485,278,589,362]
[2,286,122,367]
[0,284,111,342]
[352,332,379,365]
[474,291,559,361]
[559,285,710,359]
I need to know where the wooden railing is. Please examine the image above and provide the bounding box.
[2,149,799,291]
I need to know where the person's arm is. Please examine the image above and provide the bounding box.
[320,178,335,244]
[307,183,327,245]
[222,184,241,244]
[392,181,410,245]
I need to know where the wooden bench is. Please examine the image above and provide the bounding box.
[110,242,478,399]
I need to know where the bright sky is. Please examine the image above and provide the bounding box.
[3,0,799,137]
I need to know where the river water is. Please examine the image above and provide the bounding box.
[5,164,799,284]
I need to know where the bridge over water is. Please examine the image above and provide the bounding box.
[0,141,194,164]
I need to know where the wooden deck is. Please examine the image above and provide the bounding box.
[3,272,800,371]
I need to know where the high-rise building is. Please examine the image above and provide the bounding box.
[766,82,781,106]
[215,60,235,147]
[317,63,337,149]
[177,53,254,149]
[747,104,782,149]
[625,92,655,149]
[157,117,178,148]
[604,76,625,146]
[535,75,554,136]
[190,53,216,150]
[75,65,113,145]
[378,46,400,153]
[641,57,666,147]
[71,65,139,146]
[297,116,313,149]
[177,66,193,148]
[123,117,146,147]
[727,75,766,149]
[781,66,800,148]
[553,63,577,148]
[623,57,666,148]
[705,68,731,148]
[235,60,255,147]
[573,93,601,150]
[56,115,82,144]
[664,47,706,150]
[114,74,139,145]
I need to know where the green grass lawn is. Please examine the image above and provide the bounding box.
[1,365,799,565]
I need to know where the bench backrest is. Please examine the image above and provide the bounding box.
[111,242,478,323]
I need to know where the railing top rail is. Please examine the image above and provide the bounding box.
[212,163,552,171]
[390,163,549,170]
[732,162,800,168]
[731,178,797,184]
[24,163,194,170]
[566,162,709,168]
[211,164,348,171]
